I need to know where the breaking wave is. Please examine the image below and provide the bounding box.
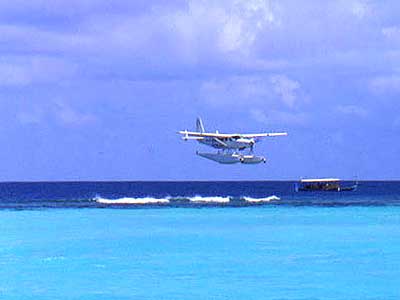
[188,196,231,203]
[95,197,170,204]
[243,195,280,203]
[94,195,280,205]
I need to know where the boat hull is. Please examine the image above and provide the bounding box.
[295,180,358,192]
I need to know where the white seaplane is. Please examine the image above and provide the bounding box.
[178,118,287,164]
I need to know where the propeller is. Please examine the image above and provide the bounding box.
[183,130,188,141]
[250,139,255,153]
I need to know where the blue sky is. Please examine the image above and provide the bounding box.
[0,0,399,180]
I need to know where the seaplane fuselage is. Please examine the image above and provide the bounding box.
[197,136,255,150]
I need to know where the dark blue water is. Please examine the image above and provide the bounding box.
[2,182,400,299]
[0,181,399,209]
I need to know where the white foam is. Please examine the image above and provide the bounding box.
[95,197,170,204]
[188,196,230,203]
[94,195,279,205]
[243,195,280,203]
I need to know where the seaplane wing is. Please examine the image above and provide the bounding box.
[178,131,234,138]
[178,131,287,138]
[240,132,288,138]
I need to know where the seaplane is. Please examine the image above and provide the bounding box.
[178,118,287,164]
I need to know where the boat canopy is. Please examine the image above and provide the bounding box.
[300,178,340,183]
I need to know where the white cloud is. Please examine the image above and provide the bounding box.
[0,0,392,91]
[199,73,307,125]
[200,75,270,106]
[53,101,96,126]
[16,109,44,125]
[349,0,370,19]
[200,74,304,109]
[17,100,96,127]
[382,26,400,40]
[168,0,279,62]
[250,108,307,125]
[370,75,400,93]
[218,15,245,53]
[269,75,301,108]
[217,0,277,53]
[0,63,32,86]
[0,56,78,86]
[0,0,387,83]
[0,0,281,75]
[336,105,368,117]
[0,23,94,57]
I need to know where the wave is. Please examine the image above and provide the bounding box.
[188,196,231,203]
[243,195,280,203]
[95,197,170,204]
[94,195,281,205]
[95,195,232,204]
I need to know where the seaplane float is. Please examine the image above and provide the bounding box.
[178,118,287,164]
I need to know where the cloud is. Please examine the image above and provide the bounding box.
[0,0,391,83]
[336,105,368,117]
[53,101,97,126]
[0,55,78,86]
[349,0,370,19]
[200,74,304,108]
[200,75,270,106]
[198,72,307,126]
[17,100,96,127]
[0,62,31,86]
[250,108,307,125]
[216,0,278,54]
[0,23,94,57]
[16,109,44,125]
[0,1,279,82]
[382,26,400,40]
[20,2,275,57]
[158,0,280,70]
[370,75,400,93]
[269,75,301,108]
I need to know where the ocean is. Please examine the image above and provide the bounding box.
[0,181,399,299]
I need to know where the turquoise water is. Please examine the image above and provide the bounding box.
[1,206,399,300]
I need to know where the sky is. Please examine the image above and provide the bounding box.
[0,0,399,180]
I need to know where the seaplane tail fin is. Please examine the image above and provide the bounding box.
[196,117,205,133]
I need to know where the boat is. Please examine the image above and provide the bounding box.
[295,178,357,192]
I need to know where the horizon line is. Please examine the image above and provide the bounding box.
[0,179,399,183]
